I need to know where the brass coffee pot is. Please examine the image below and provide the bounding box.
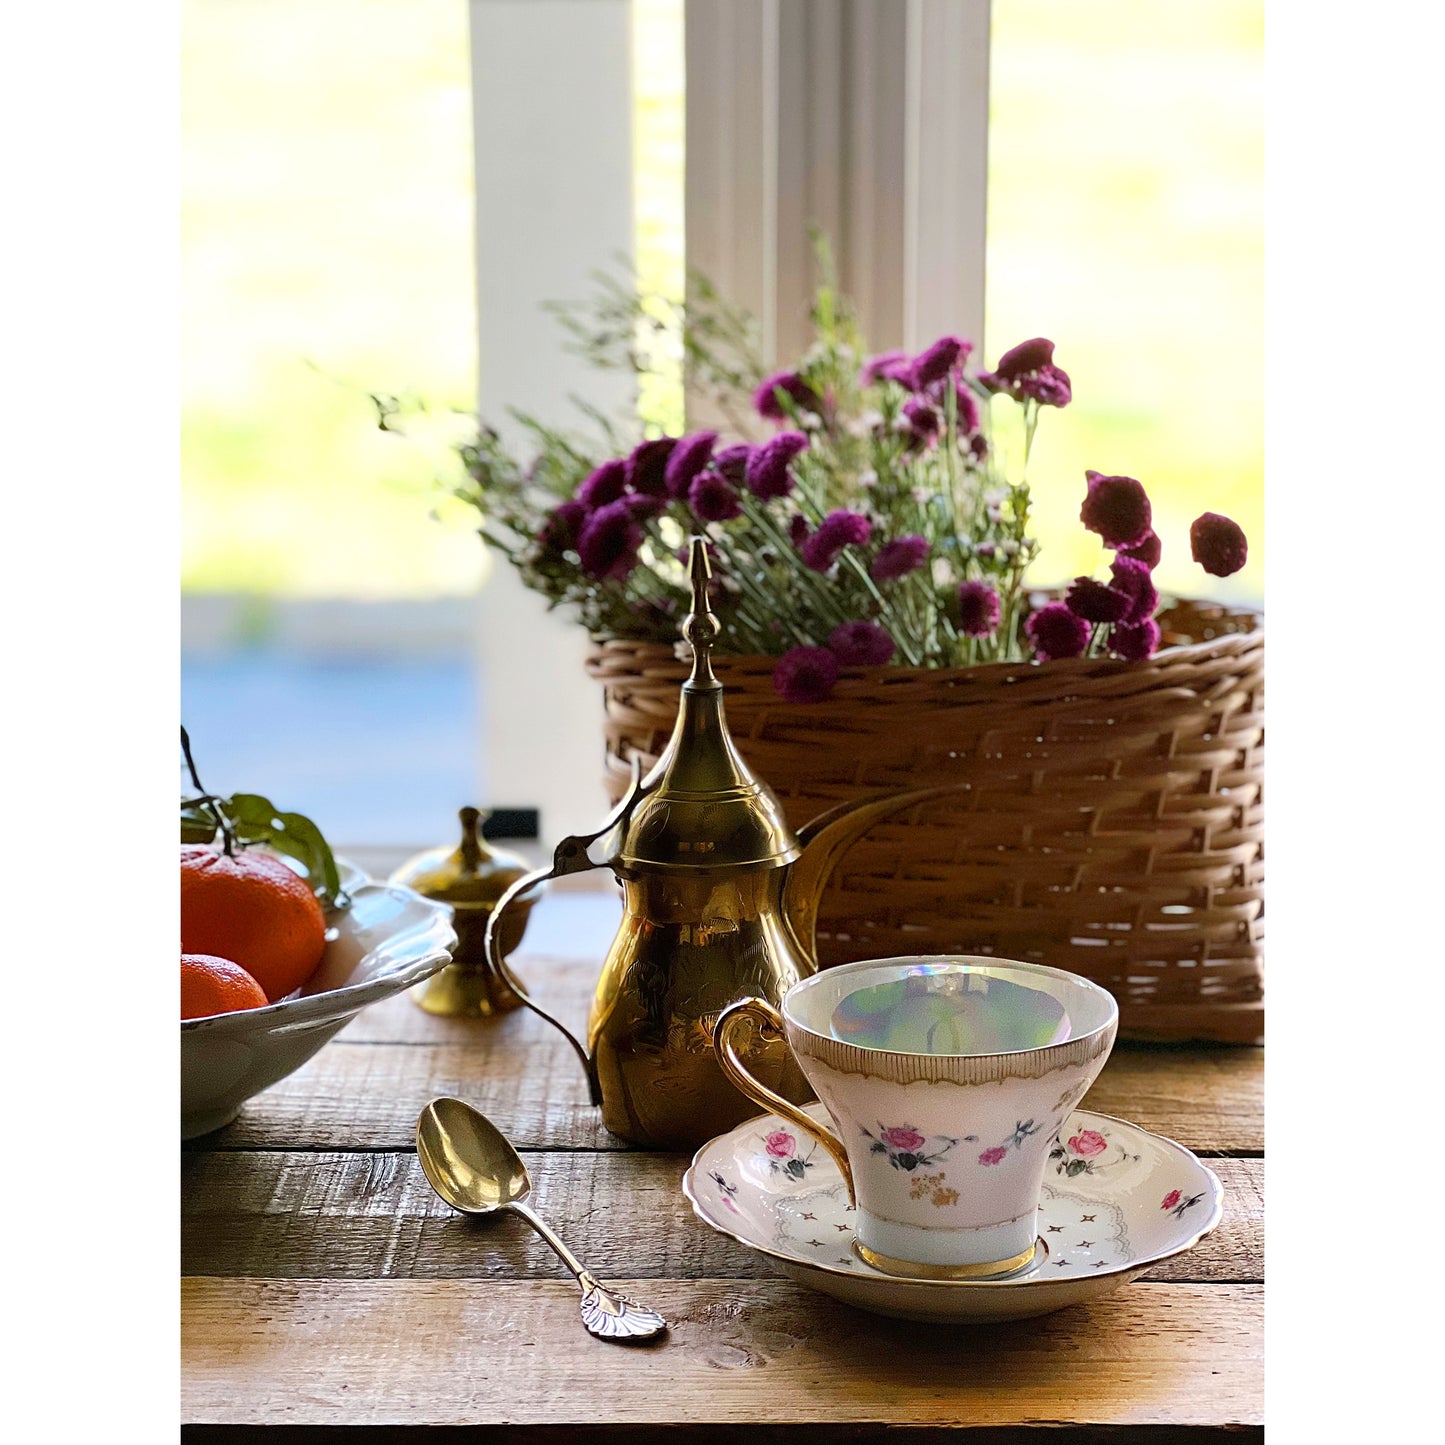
[485,539,951,1149]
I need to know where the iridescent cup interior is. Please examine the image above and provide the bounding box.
[787,956,1115,1057]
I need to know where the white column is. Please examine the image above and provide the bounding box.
[904,0,991,354]
[685,0,990,407]
[470,0,635,841]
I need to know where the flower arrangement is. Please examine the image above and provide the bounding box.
[446,260,1248,703]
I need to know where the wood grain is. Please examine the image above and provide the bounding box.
[181,1152,1260,1285]
[181,1277,1263,1431]
[191,986,1262,1155]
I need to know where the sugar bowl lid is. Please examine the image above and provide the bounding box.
[389,806,531,907]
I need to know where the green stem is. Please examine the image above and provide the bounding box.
[834,547,924,665]
[180,726,236,857]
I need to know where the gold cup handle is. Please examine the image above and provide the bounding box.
[713,997,855,1205]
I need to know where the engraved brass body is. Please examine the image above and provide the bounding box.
[390,807,535,1017]
[485,539,959,1149]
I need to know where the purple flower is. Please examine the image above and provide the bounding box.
[624,437,677,497]
[979,1146,1008,1166]
[745,431,809,500]
[537,499,587,554]
[626,494,667,520]
[979,337,1071,409]
[575,458,627,509]
[1080,471,1152,549]
[663,430,717,498]
[1109,556,1159,625]
[1109,617,1162,662]
[711,443,753,485]
[861,350,913,386]
[1066,576,1133,625]
[956,581,1001,638]
[1019,368,1072,407]
[754,370,821,422]
[773,646,840,703]
[800,509,872,571]
[871,535,930,582]
[1026,602,1090,661]
[901,397,940,443]
[910,335,971,390]
[788,513,811,548]
[828,620,896,667]
[576,500,642,581]
[994,337,1057,381]
[1119,530,1162,570]
[954,385,981,435]
[688,470,743,522]
[1190,512,1248,578]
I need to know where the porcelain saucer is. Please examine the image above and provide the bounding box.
[683,1103,1223,1322]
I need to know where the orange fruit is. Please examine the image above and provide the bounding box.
[180,844,327,1002]
[182,952,270,1019]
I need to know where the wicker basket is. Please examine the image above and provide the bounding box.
[587,600,1263,1044]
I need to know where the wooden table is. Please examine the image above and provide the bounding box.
[182,855,1263,1441]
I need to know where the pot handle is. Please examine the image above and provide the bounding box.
[713,997,855,1205]
[484,758,648,1108]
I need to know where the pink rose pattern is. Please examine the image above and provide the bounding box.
[1050,1123,1140,1179]
[861,1122,964,1172]
[880,1125,927,1153]
[863,1117,1044,1175]
[1161,1188,1204,1219]
[765,1129,796,1159]
[759,1129,813,1181]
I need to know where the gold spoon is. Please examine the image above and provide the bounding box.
[415,1096,668,1343]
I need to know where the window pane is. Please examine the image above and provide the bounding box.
[986,0,1263,605]
[633,0,686,435]
[181,0,484,843]
[182,0,480,599]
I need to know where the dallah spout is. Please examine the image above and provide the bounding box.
[782,785,972,968]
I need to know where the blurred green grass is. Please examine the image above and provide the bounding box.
[182,0,1260,606]
[181,0,481,597]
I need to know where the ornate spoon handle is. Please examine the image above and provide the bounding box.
[508,1201,668,1343]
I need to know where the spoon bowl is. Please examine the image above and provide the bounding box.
[417,1096,530,1213]
[414,1096,668,1343]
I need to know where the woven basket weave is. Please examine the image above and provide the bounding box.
[586,600,1264,1044]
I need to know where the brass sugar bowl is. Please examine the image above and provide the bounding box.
[485,540,955,1149]
[391,806,536,1017]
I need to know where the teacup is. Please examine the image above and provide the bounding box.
[714,956,1118,1278]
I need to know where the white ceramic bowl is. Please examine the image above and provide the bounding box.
[181,859,456,1138]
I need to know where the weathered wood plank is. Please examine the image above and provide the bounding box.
[188,1022,1263,1155]
[181,1277,1262,1431]
[192,945,1261,1155]
[181,1151,1260,1285]
[334,951,604,1045]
